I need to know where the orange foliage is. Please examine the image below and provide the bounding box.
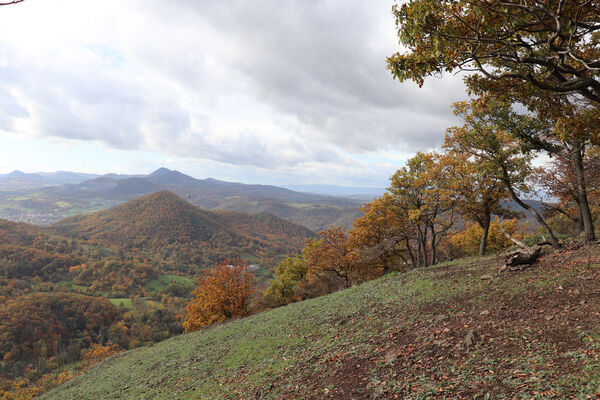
[304,227,367,293]
[82,343,123,371]
[183,259,255,332]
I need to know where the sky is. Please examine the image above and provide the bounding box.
[0,0,466,187]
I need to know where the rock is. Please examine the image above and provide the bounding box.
[374,385,386,395]
[464,330,476,347]
[480,274,493,280]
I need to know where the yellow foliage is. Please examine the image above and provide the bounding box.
[82,343,123,371]
[450,218,526,256]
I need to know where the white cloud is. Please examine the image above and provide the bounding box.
[0,0,466,184]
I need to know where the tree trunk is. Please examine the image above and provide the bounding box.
[501,167,561,248]
[576,198,585,234]
[572,145,596,242]
[429,223,437,265]
[505,245,542,269]
[417,225,429,267]
[406,238,416,269]
[478,213,491,257]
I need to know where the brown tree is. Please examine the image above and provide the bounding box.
[183,259,255,332]
[441,138,514,256]
[446,97,562,247]
[304,228,357,292]
[389,152,456,266]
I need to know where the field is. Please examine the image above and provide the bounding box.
[41,243,600,399]
[0,190,119,225]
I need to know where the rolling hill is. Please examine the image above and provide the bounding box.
[0,191,321,397]
[50,191,316,267]
[0,191,316,301]
[0,168,362,231]
[39,243,600,399]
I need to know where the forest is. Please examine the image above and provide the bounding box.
[0,192,315,398]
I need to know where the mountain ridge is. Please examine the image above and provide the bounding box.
[0,168,362,231]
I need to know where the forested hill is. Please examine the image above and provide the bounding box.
[0,191,318,398]
[50,191,316,268]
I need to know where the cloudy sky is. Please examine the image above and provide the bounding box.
[0,0,465,187]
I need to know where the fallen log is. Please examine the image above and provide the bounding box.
[504,245,542,270]
[499,225,547,271]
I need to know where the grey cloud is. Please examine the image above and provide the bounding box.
[0,0,466,173]
[152,0,465,152]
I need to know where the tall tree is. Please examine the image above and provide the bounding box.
[387,0,600,103]
[536,98,598,241]
[348,194,416,272]
[446,97,562,247]
[439,152,514,256]
[389,152,456,266]
[305,227,357,291]
[532,142,600,237]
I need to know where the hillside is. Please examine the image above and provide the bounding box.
[41,244,600,399]
[0,168,361,231]
[51,191,316,268]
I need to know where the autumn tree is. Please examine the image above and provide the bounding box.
[263,239,321,306]
[347,194,415,272]
[304,227,358,293]
[389,152,456,266]
[519,96,599,241]
[183,259,255,332]
[446,97,562,247]
[387,0,600,103]
[532,144,600,236]
[441,136,515,256]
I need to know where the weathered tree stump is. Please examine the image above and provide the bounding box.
[504,245,542,270]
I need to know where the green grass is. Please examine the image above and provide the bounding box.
[40,246,600,399]
[108,298,133,309]
[143,274,195,294]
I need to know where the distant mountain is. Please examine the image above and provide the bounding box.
[0,168,363,231]
[0,170,100,190]
[283,184,385,199]
[51,191,316,267]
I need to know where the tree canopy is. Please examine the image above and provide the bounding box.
[387,0,600,103]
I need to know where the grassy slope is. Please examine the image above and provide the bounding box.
[41,244,600,399]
